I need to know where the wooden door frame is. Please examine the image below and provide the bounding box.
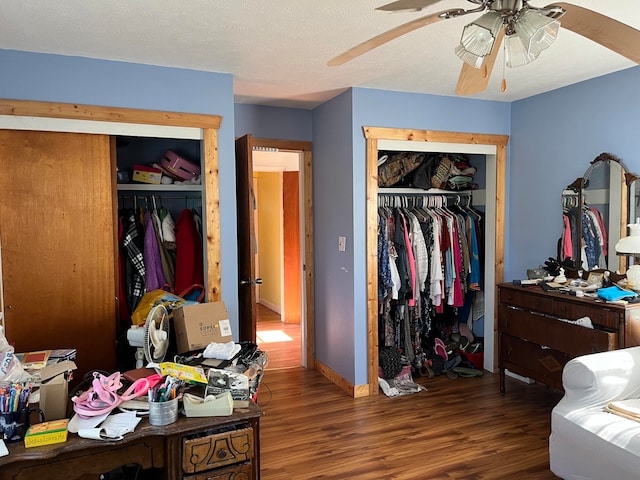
[0,99,223,303]
[365,127,508,394]
[251,137,315,369]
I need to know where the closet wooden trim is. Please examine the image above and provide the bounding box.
[364,126,508,147]
[364,126,508,395]
[0,99,221,129]
[203,127,222,301]
[0,98,223,303]
[252,137,312,152]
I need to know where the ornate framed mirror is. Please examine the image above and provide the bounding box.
[560,153,635,274]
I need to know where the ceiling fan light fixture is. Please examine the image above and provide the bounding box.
[517,10,560,57]
[458,11,503,57]
[454,44,486,69]
[505,32,535,68]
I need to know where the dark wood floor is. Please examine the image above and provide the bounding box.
[257,366,563,480]
[256,304,301,369]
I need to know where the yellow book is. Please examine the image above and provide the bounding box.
[24,419,69,448]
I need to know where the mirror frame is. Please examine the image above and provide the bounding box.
[561,152,634,275]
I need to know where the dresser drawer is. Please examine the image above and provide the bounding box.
[499,305,616,357]
[183,461,253,480]
[551,301,620,329]
[499,288,551,314]
[500,335,570,390]
[183,427,254,474]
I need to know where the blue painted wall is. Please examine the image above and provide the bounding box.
[5,47,640,390]
[234,104,312,141]
[508,66,640,281]
[0,49,241,336]
[307,88,511,385]
[347,88,510,384]
[311,91,356,378]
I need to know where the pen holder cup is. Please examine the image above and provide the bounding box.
[0,407,44,442]
[149,398,179,426]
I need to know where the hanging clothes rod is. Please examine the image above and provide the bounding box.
[378,190,472,208]
[118,194,202,200]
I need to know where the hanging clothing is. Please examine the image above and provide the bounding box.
[122,210,146,313]
[143,210,167,291]
[151,208,175,288]
[377,193,484,363]
[174,208,204,295]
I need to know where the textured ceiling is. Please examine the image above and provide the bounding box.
[1,0,638,109]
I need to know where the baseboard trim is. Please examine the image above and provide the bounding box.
[314,358,370,397]
[258,299,281,315]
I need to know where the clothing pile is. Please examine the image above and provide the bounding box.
[430,154,478,191]
[377,151,478,191]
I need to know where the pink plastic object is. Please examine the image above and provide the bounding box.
[160,150,201,181]
[72,372,160,418]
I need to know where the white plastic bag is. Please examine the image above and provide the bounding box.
[0,326,30,382]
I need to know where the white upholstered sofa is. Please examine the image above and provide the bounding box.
[550,346,640,479]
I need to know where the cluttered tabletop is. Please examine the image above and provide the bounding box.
[0,296,267,465]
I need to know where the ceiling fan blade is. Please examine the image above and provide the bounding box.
[455,27,505,96]
[376,0,444,12]
[551,3,640,64]
[328,9,452,66]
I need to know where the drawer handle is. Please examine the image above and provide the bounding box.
[217,448,228,459]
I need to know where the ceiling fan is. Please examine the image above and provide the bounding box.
[328,1,640,95]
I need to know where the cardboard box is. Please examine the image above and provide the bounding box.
[132,164,163,184]
[24,419,69,448]
[38,361,77,422]
[172,302,233,354]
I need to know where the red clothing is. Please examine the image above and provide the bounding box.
[174,209,204,295]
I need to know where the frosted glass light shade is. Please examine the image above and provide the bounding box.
[456,11,503,66]
[454,44,485,68]
[615,223,640,255]
[517,10,560,57]
[505,33,534,67]
[504,11,560,68]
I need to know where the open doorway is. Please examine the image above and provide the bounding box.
[253,149,303,369]
[236,135,314,371]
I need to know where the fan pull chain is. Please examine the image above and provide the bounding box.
[501,40,507,92]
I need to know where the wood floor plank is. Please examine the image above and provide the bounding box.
[257,367,562,479]
[257,304,302,369]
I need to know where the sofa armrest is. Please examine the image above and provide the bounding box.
[558,346,640,411]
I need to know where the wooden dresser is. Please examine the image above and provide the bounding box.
[498,283,640,392]
[0,402,262,480]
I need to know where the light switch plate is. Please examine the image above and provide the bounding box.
[338,236,346,252]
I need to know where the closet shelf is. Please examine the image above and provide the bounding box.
[116,184,203,192]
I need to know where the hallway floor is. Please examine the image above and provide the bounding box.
[256,304,301,369]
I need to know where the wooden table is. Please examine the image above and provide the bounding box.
[0,401,262,480]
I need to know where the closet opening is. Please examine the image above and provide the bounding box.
[0,99,222,384]
[365,128,508,395]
